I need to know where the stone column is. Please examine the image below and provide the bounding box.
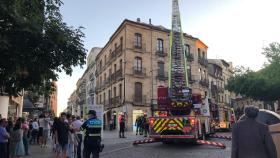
[0,96,10,118]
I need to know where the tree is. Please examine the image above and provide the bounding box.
[226,42,280,107]
[0,0,86,96]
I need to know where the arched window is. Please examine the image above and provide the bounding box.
[157,38,164,52]
[134,57,142,71]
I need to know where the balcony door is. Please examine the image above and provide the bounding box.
[134,57,142,72]
[134,82,142,103]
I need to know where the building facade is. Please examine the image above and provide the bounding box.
[94,19,209,130]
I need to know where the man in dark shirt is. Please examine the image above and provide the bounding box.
[231,106,277,158]
[54,112,70,158]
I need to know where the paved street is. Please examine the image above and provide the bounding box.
[26,131,232,158]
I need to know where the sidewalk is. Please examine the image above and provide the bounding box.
[27,130,145,157]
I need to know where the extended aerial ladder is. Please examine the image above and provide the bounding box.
[133,0,231,149]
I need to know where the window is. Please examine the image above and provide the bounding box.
[119,84,122,100]
[108,90,111,103]
[119,59,123,70]
[104,73,106,82]
[158,62,164,75]
[157,38,164,52]
[114,64,117,73]
[135,82,143,102]
[120,37,123,49]
[113,87,116,98]
[184,44,190,56]
[187,65,191,77]
[135,33,142,48]
[103,92,106,104]
[105,55,107,63]
[198,48,201,58]
[134,57,142,70]
[202,51,205,59]
[99,60,102,70]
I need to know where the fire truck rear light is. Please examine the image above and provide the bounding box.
[190,118,195,126]
[150,118,155,125]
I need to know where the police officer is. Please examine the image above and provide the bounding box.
[81,110,103,158]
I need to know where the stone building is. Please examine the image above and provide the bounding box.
[94,19,209,130]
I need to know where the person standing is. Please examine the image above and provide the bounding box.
[38,114,45,147]
[9,118,25,158]
[119,115,126,138]
[231,106,277,158]
[71,116,83,158]
[30,118,39,145]
[0,119,10,158]
[21,118,29,155]
[143,114,149,137]
[53,112,70,158]
[81,110,102,158]
[135,116,141,135]
[42,113,51,148]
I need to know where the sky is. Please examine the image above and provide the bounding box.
[56,0,280,114]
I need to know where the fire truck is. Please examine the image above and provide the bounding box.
[148,0,213,143]
[215,106,236,131]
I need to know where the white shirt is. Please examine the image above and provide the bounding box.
[32,122,39,130]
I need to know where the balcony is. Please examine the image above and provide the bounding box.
[131,41,146,53]
[157,72,168,81]
[132,67,146,77]
[198,57,208,67]
[94,85,101,92]
[186,53,194,62]
[115,69,124,81]
[89,87,95,95]
[111,96,122,107]
[89,73,95,81]
[115,45,123,57]
[132,95,146,106]
[155,48,168,57]
[199,79,209,87]
[105,77,110,87]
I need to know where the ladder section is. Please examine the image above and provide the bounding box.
[168,0,190,102]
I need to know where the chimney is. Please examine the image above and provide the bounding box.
[149,18,152,25]
[137,18,141,22]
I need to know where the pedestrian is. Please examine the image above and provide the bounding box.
[38,114,45,147]
[109,119,113,131]
[119,115,126,138]
[0,118,10,158]
[51,117,59,153]
[71,116,83,158]
[53,112,70,158]
[81,110,103,158]
[67,116,77,158]
[6,117,13,158]
[42,113,51,148]
[9,118,25,158]
[143,114,149,137]
[135,116,141,135]
[30,118,39,145]
[231,106,277,158]
[21,118,29,155]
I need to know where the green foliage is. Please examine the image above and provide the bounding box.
[0,0,86,96]
[226,42,280,102]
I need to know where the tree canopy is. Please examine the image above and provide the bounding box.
[0,0,86,96]
[226,42,280,102]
